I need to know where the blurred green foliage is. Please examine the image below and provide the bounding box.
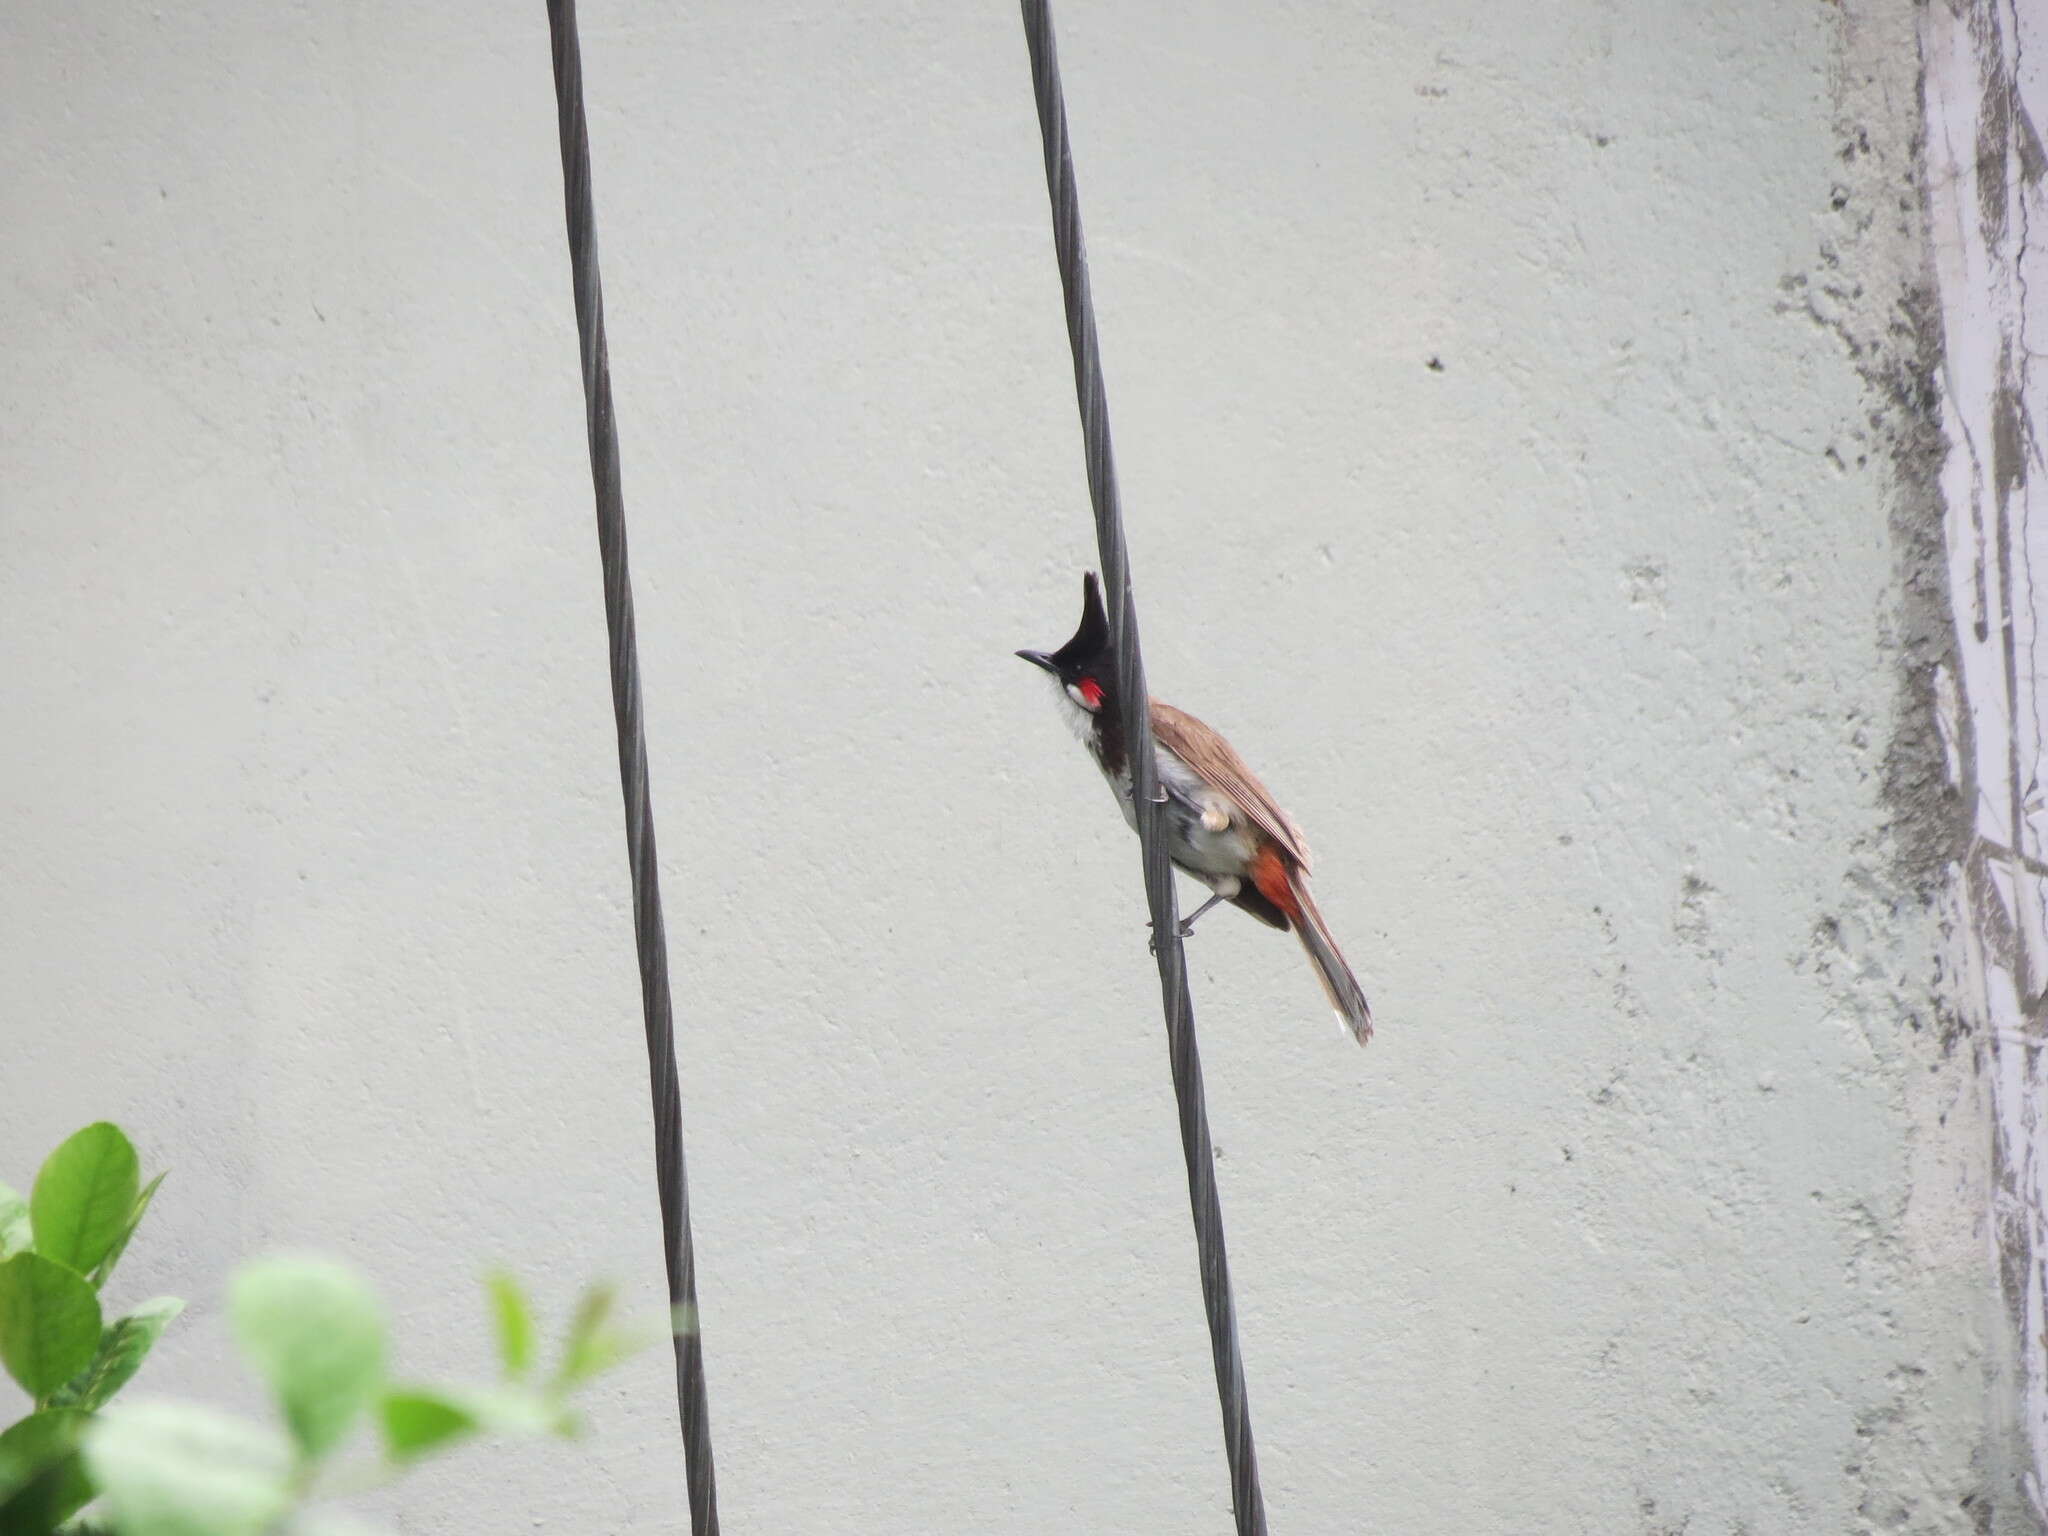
[0,1123,645,1536]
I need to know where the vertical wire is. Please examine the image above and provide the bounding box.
[545,5,719,1530]
[1017,4,1269,1530]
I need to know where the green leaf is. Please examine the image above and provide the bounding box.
[553,1282,647,1391]
[0,1408,93,1530]
[89,1171,167,1290]
[229,1256,384,1462]
[554,1282,613,1390]
[0,1182,30,1261]
[376,1381,575,1465]
[452,1386,565,1437]
[82,1401,294,1536]
[30,1126,139,1277]
[0,1254,103,1400]
[377,1387,477,1462]
[484,1270,534,1380]
[49,1296,184,1411]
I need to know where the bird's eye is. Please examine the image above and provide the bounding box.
[1068,677,1105,710]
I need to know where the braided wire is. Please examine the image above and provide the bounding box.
[1017,4,1269,1530]
[545,4,719,1530]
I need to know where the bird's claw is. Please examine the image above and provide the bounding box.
[1144,917,1196,955]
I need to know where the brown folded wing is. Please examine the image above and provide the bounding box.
[1149,700,1313,871]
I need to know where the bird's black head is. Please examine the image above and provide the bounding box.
[1016,571,1114,714]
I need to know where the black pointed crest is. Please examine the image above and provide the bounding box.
[1048,571,1111,671]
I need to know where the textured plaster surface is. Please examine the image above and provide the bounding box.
[1923,0,2048,1525]
[0,1,1995,1530]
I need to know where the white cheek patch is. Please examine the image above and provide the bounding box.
[1065,682,1099,712]
[1049,678,1095,740]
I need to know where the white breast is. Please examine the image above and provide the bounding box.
[1087,731,1257,883]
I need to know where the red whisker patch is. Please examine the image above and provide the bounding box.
[1077,677,1104,708]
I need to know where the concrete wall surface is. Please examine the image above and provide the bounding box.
[0,1,2006,1531]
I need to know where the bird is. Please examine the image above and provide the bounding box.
[1016,572,1373,1045]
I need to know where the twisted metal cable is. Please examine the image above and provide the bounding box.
[545,4,719,1530]
[1017,4,1268,1531]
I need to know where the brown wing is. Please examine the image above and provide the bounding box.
[1149,700,1313,871]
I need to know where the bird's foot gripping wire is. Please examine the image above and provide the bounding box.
[1146,922,1185,957]
[1146,892,1228,954]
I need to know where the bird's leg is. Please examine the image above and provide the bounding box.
[1147,889,1231,954]
[1175,891,1229,937]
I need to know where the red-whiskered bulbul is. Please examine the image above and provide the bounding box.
[1018,572,1373,1045]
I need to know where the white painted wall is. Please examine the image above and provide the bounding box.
[0,1,2003,1530]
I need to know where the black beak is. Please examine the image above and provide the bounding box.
[1015,649,1058,674]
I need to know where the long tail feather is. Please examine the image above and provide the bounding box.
[1285,873,1373,1046]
